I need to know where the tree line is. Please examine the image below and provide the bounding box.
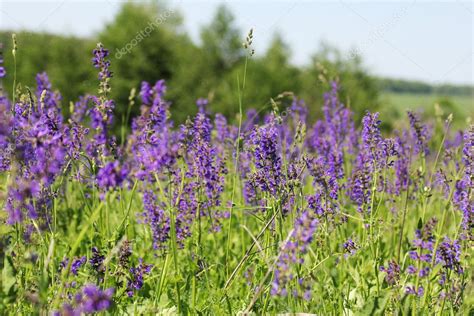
[0,2,470,131]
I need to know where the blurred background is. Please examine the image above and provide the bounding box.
[0,0,472,130]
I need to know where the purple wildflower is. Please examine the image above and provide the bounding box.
[379,260,400,285]
[196,98,209,114]
[89,247,105,273]
[407,111,430,155]
[96,161,128,191]
[92,43,112,82]
[436,237,463,275]
[0,100,13,171]
[118,240,132,268]
[129,80,175,180]
[141,190,169,250]
[393,131,411,194]
[453,126,473,239]
[272,210,318,297]
[81,284,114,313]
[0,44,7,79]
[71,256,87,276]
[343,238,358,257]
[406,285,424,297]
[126,259,152,297]
[248,116,282,196]
[87,43,115,162]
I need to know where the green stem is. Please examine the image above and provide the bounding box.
[169,202,182,313]
[226,54,249,277]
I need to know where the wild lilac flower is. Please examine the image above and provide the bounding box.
[348,164,372,212]
[139,81,153,105]
[434,170,451,198]
[410,218,437,262]
[89,247,105,273]
[118,240,132,268]
[141,190,169,250]
[129,80,175,180]
[55,285,114,315]
[306,193,325,217]
[307,81,356,180]
[322,82,356,150]
[180,108,227,230]
[173,172,201,238]
[391,218,439,296]
[70,95,96,124]
[5,77,68,224]
[71,256,87,276]
[248,116,282,196]
[306,156,339,201]
[243,108,260,133]
[87,44,115,162]
[348,111,398,211]
[379,260,400,285]
[59,257,70,272]
[35,72,61,110]
[361,111,383,162]
[96,161,128,191]
[361,111,390,166]
[445,130,464,150]
[343,238,358,257]
[63,123,89,161]
[0,100,13,171]
[0,44,5,79]
[54,303,80,316]
[87,97,116,160]
[214,113,229,144]
[406,285,424,297]
[453,126,473,239]
[436,237,463,275]
[140,79,166,106]
[406,265,417,275]
[92,43,112,82]
[463,125,473,180]
[239,152,259,205]
[289,97,308,126]
[196,98,208,114]
[127,259,152,297]
[407,111,430,155]
[272,210,318,297]
[81,284,114,313]
[393,131,411,195]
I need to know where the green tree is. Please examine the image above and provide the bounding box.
[0,31,94,110]
[300,42,380,123]
[200,5,243,74]
[98,1,193,124]
[240,34,301,115]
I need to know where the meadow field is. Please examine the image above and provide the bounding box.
[382,93,473,126]
[0,37,473,316]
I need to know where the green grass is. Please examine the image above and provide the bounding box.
[380,92,473,129]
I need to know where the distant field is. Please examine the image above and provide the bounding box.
[380,92,473,129]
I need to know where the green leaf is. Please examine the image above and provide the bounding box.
[2,255,16,297]
[417,217,423,230]
[358,290,390,316]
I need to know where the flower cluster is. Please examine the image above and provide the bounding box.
[55,284,114,315]
[127,259,153,297]
[0,42,470,313]
[272,210,318,298]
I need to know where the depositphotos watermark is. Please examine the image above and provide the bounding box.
[115,9,174,59]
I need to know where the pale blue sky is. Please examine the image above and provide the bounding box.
[0,0,472,85]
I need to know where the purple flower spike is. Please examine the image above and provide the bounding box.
[96,161,128,191]
[81,284,114,313]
